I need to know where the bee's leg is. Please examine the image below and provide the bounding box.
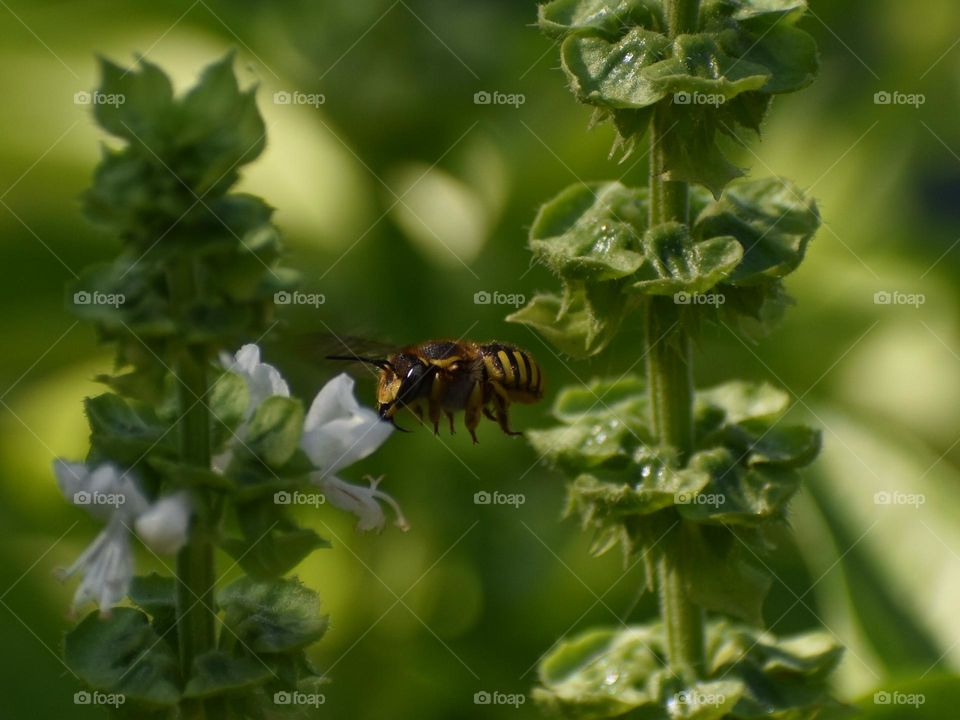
[428,371,445,434]
[410,400,425,423]
[445,411,456,435]
[482,407,496,422]
[465,382,484,444]
[492,393,522,437]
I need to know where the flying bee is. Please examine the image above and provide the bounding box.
[329,340,543,443]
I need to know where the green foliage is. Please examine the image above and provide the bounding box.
[64,608,181,707]
[71,53,294,385]
[219,577,329,654]
[540,0,818,181]
[510,178,819,357]
[520,3,830,705]
[534,622,845,719]
[530,376,818,623]
[62,55,333,718]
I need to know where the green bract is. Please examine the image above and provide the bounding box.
[540,0,819,186]
[534,622,844,719]
[71,54,294,389]
[62,56,335,718]
[524,1,836,716]
[529,377,818,622]
[510,177,819,357]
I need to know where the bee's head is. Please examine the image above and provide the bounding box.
[326,352,432,432]
[376,353,431,421]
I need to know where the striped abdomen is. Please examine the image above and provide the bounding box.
[480,344,542,402]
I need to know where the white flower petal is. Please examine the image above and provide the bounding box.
[301,373,392,475]
[135,491,192,555]
[312,473,409,533]
[223,343,290,416]
[53,460,89,500]
[59,516,133,615]
[303,373,362,431]
[54,460,150,521]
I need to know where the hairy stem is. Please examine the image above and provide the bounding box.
[646,0,704,680]
[169,261,219,719]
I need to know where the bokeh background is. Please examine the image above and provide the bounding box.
[1,0,959,717]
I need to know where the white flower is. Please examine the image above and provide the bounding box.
[134,491,192,555]
[214,344,290,471]
[302,373,406,532]
[54,461,192,614]
[220,344,290,416]
[317,474,409,533]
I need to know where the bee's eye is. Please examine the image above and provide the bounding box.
[397,363,430,404]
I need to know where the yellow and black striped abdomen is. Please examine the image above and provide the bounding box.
[480,343,542,402]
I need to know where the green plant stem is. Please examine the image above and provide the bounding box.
[646,0,704,680]
[169,262,219,720]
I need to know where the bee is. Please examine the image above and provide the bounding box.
[329,340,543,443]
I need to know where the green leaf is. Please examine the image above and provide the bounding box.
[675,447,803,525]
[711,623,845,717]
[535,626,667,718]
[721,24,818,94]
[736,420,821,467]
[552,375,648,422]
[696,380,790,426]
[219,577,328,654]
[208,369,250,450]
[679,522,772,624]
[128,573,176,615]
[183,651,273,699]
[84,392,172,466]
[568,465,708,527]
[64,608,180,706]
[530,182,649,281]
[539,0,664,39]
[694,177,820,285]
[658,104,743,198]
[671,680,744,719]
[243,396,305,467]
[222,500,330,580]
[561,28,672,108]
[729,0,808,27]
[643,34,771,99]
[176,53,266,193]
[507,291,627,358]
[628,221,742,295]
[92,57,175,145]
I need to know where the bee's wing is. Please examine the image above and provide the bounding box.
[264,330,396,389]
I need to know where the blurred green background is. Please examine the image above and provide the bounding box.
[2,0,960,717]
